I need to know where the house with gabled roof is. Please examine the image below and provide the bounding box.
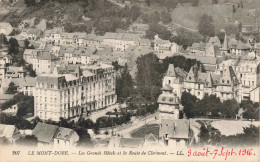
[0,124,21,144]
[32,122,79,147]
[159,119,191,148]
[215,66,241,102]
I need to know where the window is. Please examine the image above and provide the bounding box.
[51,84,54,89]
[168,80,171,84]
[198,92,200,96]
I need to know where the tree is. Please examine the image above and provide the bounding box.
[8,37,19,55]
[198,13,215,37]
[146,22,172,41]
[6,82,17,94]
[25,64,37,77]
[181,91,198,118]
[24,39,34,49]
[136,53,162,102]
[170,28,203,46]
[116,64,134,102]
[221,99,239,118]
[240,100,258,120]
[199,123,209,145]
[161,11,172,24]
[195,94,222,117]
[0,34,8,44]
[16,135,38,147]
[17,96,34,117]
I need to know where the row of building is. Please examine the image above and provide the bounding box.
[161,61,260,104]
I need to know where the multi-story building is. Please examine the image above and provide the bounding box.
[44,27,64,44]
[32,51,59,75]
[183,64,241,102]
[162,64,187,98]
[217,59,260,100]
[103,32,141,52]
[34,73,82,121]
[154,35,179,60]
[34,63,117,121]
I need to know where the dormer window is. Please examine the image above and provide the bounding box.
[227,80,230,84]
[189,77,191,80]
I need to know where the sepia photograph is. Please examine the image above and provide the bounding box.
[0,0,259,161]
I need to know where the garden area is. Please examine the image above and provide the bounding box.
[131,124,159,138]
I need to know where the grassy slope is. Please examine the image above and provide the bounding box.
[131,124,159,138]
[170,1,260,31]
[2,1,85,27]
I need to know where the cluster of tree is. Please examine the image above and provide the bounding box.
[8,37,19,55]
[81,0,141,35]
[199,121,259,147]
[116,64,135,103]
[135,54,203,103]
[135,103,158,116]
[240,100,259,120]
[64,23,93,33]
[17,96,34,117]
[38,117,94,147]
[170,28,203,47]
[136,53,162,102]
[5,82,17,94]
[141,11,172,25]
[198,13,215,37]
[24,39,35,49]
[0,113,33,129]
[146,22,172,40]
[181,92,259,120]
[95,111,132,129]
[161,55,205,72]
[16,135,38,147]
[1,93,34,117]
[221,125,259,147]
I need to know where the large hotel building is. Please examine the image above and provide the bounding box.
[34,63,117,121]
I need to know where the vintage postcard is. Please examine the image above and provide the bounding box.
[0,0,259,161]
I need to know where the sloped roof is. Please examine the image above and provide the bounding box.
[54,127,74,140]
[218,66,239,86]
[32,122,58,143]
[160,119,190,139]
[166,64,176,77]
[157,94,179,105]
[208,36,220,45]
[236,40,251,50]
[119,138,144,148]
[144,133,158,142]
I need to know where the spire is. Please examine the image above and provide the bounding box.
[206,72,213,87]
[222,33,229,51]
[186,65,198,82]
[219,66,239,86]
[166,64,176,77]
